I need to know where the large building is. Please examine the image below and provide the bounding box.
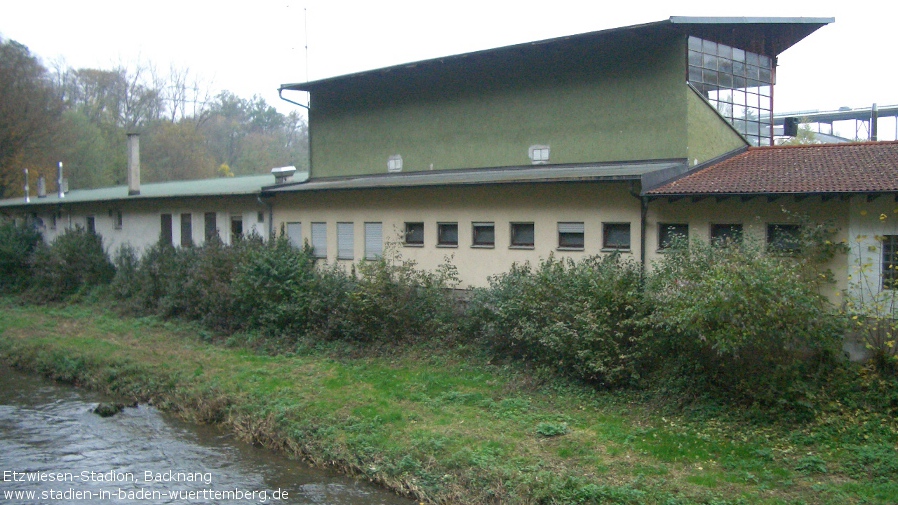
[4,16,897,307]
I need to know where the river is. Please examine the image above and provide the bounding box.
[0,365,416,504]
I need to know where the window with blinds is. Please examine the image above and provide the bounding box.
[311,222,327,258]
[337,222,354,260]
[558,222,585,250]
[365,222,383,260]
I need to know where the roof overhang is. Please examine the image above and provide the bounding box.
[262,160,688,194]
[280,17,832,94]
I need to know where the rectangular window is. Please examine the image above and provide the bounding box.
[257,211,265,223]
[710,223,743,245]
[767,224,801,252]
[180,213,193,247]
[86,216,95,234]
[437,222,458,247]
[472,222,495,247]
[114,211,123,230]
[230,215,243,243]
[603,223,631,250]
[160,214,173,245]
[558,222,585,250]
[658,223,688,249]
[365,222,383,260]
[883,235,898,290]
[204,212,218,242]
[50,213,57,230]
[311,222,327,258]
[286,222,302,249]
[404,222,424,246]
[510,222,535,248]
[337,222,354,260]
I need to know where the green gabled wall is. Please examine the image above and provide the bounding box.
[309,35,701,178]
[685,87,749,166]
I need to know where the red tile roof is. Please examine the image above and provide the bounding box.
[647,141,898,195]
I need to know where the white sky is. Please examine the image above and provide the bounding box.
[2,0,898,136]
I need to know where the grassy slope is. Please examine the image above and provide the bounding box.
[0,298,895,505]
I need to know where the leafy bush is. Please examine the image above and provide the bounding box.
[0,220,43,292]
[231,235,320,337]
[469,254,647,388]
[320,251,461,344]
[27,226,114,301]
[646,239,844,410]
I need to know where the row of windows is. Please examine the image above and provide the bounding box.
[404,221,633,251]
[285,221,384,260]
[658,222,802,251]
[160,212,263,247]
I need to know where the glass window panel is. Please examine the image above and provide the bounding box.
[733,60,745,77]
[711,224,743,245]
[511,223,535,247]
[746,52,759,66]
[717,44,732,59]
[718,58,733,74]
[759,67,772,83]
[702,39,717,54]
[688,66,703,83]
[702,68,718,85]
[759,85,771,98]
[659,223,689,249]
[747,121,760,135]
[702,53,717,70]
[760,95,771,111]
[405,222,424,245]
[733,48,745,62]
[688,51,702,67]
[759,54,771,68]
[437,223,458,246]
[603,223,631,250]
[747,65,760,80]
[734,75,746,88]
[688,36,702,51]
[472,223,495,247]
[719,72,733,88]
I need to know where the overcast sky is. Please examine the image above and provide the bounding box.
[3,0,897,137]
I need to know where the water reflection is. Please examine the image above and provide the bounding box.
[0,365,414,504]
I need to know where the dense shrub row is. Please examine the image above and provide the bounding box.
[108,234,461,345]
[469,254,648,389]
[4,219,891,416]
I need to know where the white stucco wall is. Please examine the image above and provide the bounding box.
[846,195,898,311]
[272,182,643,288]
[646,196,850,302]
[20,195,269,256]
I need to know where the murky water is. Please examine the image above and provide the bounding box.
[0,365,415,504]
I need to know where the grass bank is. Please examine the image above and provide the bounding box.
[1,298,896,504]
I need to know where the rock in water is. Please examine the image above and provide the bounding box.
[93,402,124,417]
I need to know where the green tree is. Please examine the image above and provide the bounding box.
[0,38,63,197]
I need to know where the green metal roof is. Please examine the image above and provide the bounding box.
[0,175,274,209]
[262,160,687,194]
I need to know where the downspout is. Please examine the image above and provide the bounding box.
[628,181,648,274]
[640,196,648,274]
[278,88,312,179]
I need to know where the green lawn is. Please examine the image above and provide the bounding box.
[1,298,895,504]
